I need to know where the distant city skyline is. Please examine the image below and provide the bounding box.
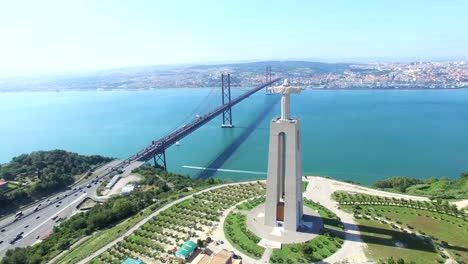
[0,0,467,77]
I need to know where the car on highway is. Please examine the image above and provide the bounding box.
[36,216,40,219]
[0,240,3,244]
[9,233,23,244]
[24,225,29,228]
[56,204,60,208]
[87,184,92,188]
[1,228,5,232]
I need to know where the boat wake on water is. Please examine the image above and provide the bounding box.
[183,165,266,175]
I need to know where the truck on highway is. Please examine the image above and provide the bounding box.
[9,232,23,244]
[14,211,23,220]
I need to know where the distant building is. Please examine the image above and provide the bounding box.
[0,179,8,191]
[121,184,135,194]
[175,240,197,260]
[106,174,120,189]
[121,258,144,264]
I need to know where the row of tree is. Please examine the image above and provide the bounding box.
[373,172,468,199]
[0,150,112,215]
[1,165,221,264]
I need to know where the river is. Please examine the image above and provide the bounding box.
[1,88,467,184]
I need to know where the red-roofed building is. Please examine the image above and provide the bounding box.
[0,179,8,191]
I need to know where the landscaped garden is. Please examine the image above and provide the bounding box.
[269,199,345,263]
[334,191,468,264]
[224,212,264,259]
[90,182,266,264]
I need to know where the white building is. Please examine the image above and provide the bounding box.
[106,174,120,189]
[121,184,135,194]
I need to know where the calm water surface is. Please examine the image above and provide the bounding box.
[1,88,467,184]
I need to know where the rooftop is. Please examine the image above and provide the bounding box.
[121,257,144,264]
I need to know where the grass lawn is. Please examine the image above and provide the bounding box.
[270,233,343,263]
[302,181,309,193]
[342,204,468,263]
[304,199,345,232]
[7,182,19,190]
[224,212,264,259]
[236,196,265,211]
[57,187,208,264]
[57,211,148,264]
[352,216,441,263]
[269,199,345,263]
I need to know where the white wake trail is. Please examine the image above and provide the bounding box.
[183,165,267,175]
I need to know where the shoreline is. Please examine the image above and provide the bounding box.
[0,86,466,93]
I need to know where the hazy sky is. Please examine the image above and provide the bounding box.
[0,0,467,76]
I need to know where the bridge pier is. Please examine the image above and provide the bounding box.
[221,73,234,128]
[266,66,272,95]
[153,150,167,170]
[139,77,280,171]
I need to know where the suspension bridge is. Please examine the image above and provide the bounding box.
[113,67,280,171]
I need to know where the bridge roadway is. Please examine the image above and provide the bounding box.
[118,78,280,166]
[0,79,280,256]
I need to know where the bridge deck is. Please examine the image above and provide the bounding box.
[112,78,280,170]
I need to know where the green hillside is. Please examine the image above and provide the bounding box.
[0,150,112,214]
[373,173,468,199]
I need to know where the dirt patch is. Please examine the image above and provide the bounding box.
[77,197,98,210]
[101,174,143,197]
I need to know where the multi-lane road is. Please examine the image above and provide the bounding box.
[0,159,131,257]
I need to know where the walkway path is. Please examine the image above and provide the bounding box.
[260,248,272,263]
[303,176,427,264]
[76,181,257,264]
[209,202,259,264]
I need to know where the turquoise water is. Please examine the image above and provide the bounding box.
[1,88,468,184]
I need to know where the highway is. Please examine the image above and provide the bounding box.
[0,160,124,257]
[0,79,281,258]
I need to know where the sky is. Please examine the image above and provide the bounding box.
[0,0,467,76]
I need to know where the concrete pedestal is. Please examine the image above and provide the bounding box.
[264,118,303,231]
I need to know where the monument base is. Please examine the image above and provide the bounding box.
[247,204,323,244]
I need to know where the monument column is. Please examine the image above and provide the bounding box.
[264,79,304,231]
